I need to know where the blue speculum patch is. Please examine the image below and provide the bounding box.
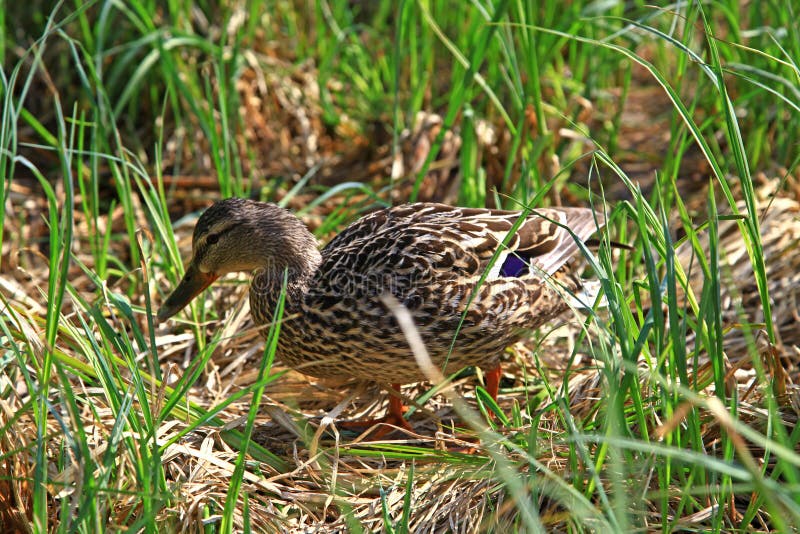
[499,253,529,277]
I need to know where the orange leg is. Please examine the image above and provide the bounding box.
[338,383,414,438]
[381,383,414,434]
[485,365,501,402]
[445,366,505,454]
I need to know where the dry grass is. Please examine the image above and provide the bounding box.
[3,6,800,530]
[3,167,800,530]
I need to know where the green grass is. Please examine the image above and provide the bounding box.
[2,0,800,531]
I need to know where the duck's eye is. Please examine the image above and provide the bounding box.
[206,233,220,245]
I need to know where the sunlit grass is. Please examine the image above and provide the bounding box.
[1,0,799,531]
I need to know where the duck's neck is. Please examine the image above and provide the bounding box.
[249,249,321,328]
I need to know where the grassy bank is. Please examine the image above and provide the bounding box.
[1,1,799,531]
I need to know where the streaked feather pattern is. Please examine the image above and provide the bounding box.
[159,199,603,384]
[238,202,604,383]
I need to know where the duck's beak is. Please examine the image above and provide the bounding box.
[157,263,219,322]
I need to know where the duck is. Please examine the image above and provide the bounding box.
[158,198,604,434]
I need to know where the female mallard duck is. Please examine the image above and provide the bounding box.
[158,199,602,433]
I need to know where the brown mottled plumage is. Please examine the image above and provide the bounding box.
[158,199,603,431]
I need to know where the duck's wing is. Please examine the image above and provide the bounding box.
[318,202,603,283]
[396,203,602,280]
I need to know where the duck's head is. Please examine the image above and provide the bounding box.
[157,198,320,321]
